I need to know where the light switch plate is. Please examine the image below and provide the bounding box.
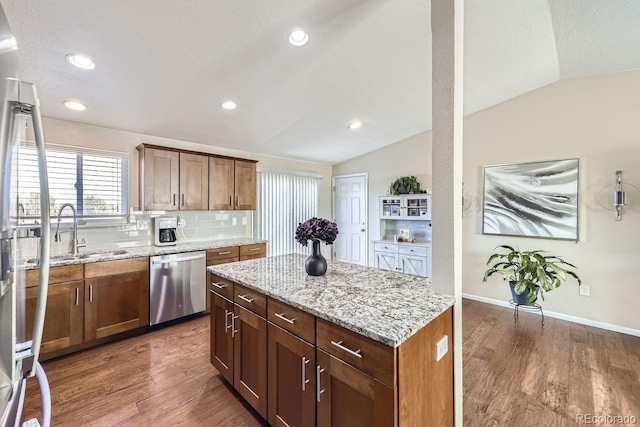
[436,335,449,361]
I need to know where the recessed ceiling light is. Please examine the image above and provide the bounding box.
[65,54,96,70]
[288,29,309,47]
[63,100,87,111]
[220,100,237,110]
[348,121,362,130]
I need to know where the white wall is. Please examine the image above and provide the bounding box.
[332,132,433,265]
[334,69,640,333]
[41,117,334,220]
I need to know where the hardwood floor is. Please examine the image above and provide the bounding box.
[463,299,640,426]
[22,301,640,426]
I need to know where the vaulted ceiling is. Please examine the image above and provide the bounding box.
[2,0,639,164]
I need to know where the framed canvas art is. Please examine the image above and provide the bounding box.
[482,159,579,240]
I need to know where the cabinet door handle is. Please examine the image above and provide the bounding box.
[217,251,231,255]
[181,194,185,207]
[89,285,93,303]
[274,312,296,324]
[212,282,227,289]
[75,288,79,306]
[229,195,232,207]
[224,309,230,332]
[237,294,254,304]
[301,357,310,391]
[231,314,239,338]
[330,340,362,359]
[173,194,176,206]
[316,366,325,402]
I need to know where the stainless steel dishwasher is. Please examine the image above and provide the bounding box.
[149,251,206,326]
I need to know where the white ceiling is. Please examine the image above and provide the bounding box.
[2,0,639,164]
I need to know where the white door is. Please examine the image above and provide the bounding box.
[333,173,367,265]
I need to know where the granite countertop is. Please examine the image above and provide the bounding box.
[22,237,267,270]
[208,253,454,348]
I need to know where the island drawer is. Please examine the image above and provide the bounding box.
[207,246,240,263]
[209,273,234,300]
[316,318,396,387]
[267,297,315,344]
[234,284,266,317]
[25,264,84,287]
[239,243,266,260]
[397,245,428,257]
[373,242,398,254]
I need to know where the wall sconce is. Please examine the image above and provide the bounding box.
[613,171,626,221]
[597,170,639,221]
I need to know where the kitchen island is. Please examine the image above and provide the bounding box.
[208,253,455,426]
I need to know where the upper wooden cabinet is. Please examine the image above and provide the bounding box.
[140,147,180,210]
[138,144,257,211]
[209,157,257,211]
[179,152,209,210]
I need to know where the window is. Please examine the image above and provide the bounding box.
[256,170,319,256]
[12,144,129,218]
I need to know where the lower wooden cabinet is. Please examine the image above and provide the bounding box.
[316,349,395,427]
[210,289,268,419]
[267,323,316,427]
[24,265,84,357]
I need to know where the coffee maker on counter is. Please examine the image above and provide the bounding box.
[153,216,178,246]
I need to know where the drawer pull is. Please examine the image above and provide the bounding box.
[249,247,261,252]
[301,357,310,391]
[316,366,325,402]
[237,294,254,304]
[212,282,227,289]
[217,251,232,255]
[274,312,296,324]
[331,340,363,359]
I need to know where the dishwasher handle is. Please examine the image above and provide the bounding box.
[151,253,206,265]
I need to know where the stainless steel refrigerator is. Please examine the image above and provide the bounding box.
[0,3,52,426]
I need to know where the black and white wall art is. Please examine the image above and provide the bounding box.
[482,159,579,240]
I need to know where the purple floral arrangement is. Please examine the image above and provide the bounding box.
[295,217,339,246]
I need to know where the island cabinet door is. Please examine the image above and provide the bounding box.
[210,293,235,384]
[233,305,267,418]
[268,324,316,427]
[84,270,149,342]
[316,349,396,427]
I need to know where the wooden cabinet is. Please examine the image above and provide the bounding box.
[140,146,180,210]
[316,349,395,427]
[234,160,257,210]
[84,258,149,341]
[209,157,257,211]
[179,152,209,210]
[268,323,316,427]
[24,265,84,356]
[210,279,268,418]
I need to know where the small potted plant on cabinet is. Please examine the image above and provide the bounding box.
[482,245,581,305]
[389,176,424,195]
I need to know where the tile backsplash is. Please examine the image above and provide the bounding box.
[20,210,254,258]
[380,219,432,243]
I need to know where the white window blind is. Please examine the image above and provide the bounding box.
[12,144,129,218]
[256,171,319,257]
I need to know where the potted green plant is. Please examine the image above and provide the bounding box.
[389,176,423,195]
[482,245,581,305]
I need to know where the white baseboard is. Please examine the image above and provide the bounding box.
[462,293,640,338]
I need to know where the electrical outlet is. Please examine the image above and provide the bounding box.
[436,335,449,361]
[232,218,237,225]
[242,217,247,225]
[579,285,590,297]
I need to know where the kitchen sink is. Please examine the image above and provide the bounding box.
[24,249,129,265]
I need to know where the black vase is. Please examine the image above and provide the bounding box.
[305,240,327,276]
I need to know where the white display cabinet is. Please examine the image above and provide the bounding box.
[379,194,431,220]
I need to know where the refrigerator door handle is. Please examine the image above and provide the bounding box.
[16,80,50,378]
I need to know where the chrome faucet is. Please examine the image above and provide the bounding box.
[54,203,86,255]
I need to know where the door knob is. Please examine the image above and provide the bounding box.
[361,228,366,232]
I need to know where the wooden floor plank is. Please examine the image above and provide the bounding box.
[21,300,640,426]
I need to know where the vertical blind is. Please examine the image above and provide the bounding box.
[12,144,129,218]
[256,171,319,257]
